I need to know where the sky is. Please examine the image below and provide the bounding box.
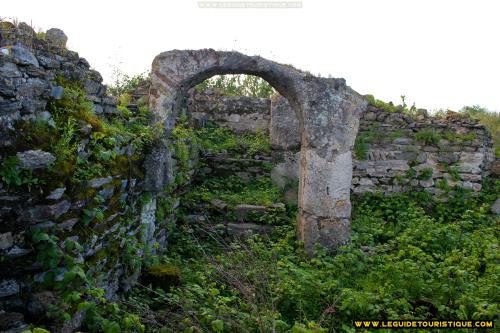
[3,0,499,111]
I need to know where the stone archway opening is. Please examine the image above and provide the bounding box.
[146,49,366,254]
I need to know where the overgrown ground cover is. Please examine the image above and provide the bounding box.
[108,177,499,333]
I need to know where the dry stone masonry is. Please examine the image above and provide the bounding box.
[187,89,271,133]
[0,25,172,332]
[185,92,496,201]
[270,96,496,197]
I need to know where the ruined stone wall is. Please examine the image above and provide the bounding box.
[270,96,496,198]
[182,90,495,199]
[187,90,271,133]
[0,26,117,145]
[0,25,172,332]
[351,105,495,194]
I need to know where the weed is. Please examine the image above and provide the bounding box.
[415,129,441,145]
[418,167,433,180]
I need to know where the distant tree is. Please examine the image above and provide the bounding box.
[460,105,488,116]
[108,68,151,97]
[195,74,276,98]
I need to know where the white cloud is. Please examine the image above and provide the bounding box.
[3,0,499,111]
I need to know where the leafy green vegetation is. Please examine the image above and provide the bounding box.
[7,61,498,333]
[108,70,150,98]
[183,175,283,208]
[417,167,433,180]
[9,75,163,332]
[197,125,271,157]
[0,156,45,191]
[415,129,441,145]
[353,133,369,160]
[107,177,499,333]
[442,130,475,144]
[366,94,400,113]
[195,74,276,98]
[16,77,161,185]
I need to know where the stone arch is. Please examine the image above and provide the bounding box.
[146,49,367,254]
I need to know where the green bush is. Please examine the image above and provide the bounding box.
[108,70,150,97]
[366,94,400,113]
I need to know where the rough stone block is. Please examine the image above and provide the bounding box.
[233,204,267,221]
[226,222,273,236]
[20,200,70,223]
[46,28,68,48]
[0,279,20,298]
[0,232,13,250]
[16,150,55,169]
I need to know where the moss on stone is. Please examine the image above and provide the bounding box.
[142,264,181,291]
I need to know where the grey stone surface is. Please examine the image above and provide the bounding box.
[16,150,55,169]
[17,22,35,35]
[226,222,274,236]
[0,25,141,332]
[20,200,71,222]
[88,176,113,188]
[46,187,66,200]
[0,311,27,332]
[140,196,157,246]
[46,28,68,48]
[10,45,39,67]
[188,90,271,133]
[233,204,267,221]
[50,85,64,99]
[210,198,228,210]
[27,291,57,319]
[0,232,13,250]
[270,95,300,150]
[0,279,20,298]
[0,63,22,78]
[269,89,495,196]
[491,198,500,215]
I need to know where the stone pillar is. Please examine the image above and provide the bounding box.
[296,78,366,254]
[298,149,353,254]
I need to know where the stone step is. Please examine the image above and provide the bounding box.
[202,152,272,162]
[225,222,274,236]
[200,153,273,179]
[183,202,287,224]
[233,203,285,222]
